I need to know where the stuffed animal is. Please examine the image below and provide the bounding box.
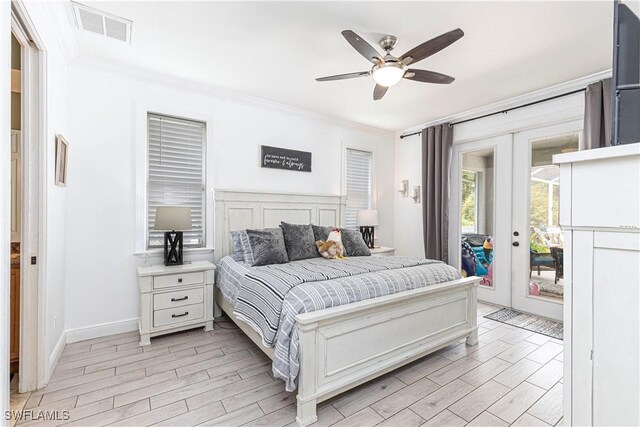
[315,228,346,260]
[482,236,493,265]
[478,236,494,285]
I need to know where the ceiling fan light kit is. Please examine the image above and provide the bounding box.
[316,28,464,100]
[372,62,406,87]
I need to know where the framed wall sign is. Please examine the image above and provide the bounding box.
[55,134,68,187]
[261,145,312,172]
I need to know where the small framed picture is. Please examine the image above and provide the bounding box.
[55,134,68,187]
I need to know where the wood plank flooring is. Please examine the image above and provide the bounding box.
[14,303,564,426]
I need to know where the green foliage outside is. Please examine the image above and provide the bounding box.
[530,179,560,253]
[530,181,549,228]
[461,171,476,229]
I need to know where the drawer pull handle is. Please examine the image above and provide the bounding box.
[172,312,189,318]
[178,278,183,283]
[171,296,188,302]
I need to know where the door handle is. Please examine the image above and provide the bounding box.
[513,231,519,236]
[512,242,520,247]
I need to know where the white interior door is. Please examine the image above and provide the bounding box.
[511,120,581,320]
[450,134,512,307]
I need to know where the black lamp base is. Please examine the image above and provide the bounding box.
[359,226,375,249]
[164,231,184,266]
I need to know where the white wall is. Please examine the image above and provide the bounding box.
[394,91,586,258]
[18,1,70,383]
[393,133,424,257]
[65,63,394,335]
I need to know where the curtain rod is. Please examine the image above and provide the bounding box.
[399,87,587,139]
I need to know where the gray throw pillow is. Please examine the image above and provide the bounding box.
[239,230,254,264]
[280,222,318,261]
[246,228,289,266]
[312,225,334,242]
[341,229,372,257]
[229,230,246,262]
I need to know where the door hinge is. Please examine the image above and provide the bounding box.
[31,256,37,265]
[590,349,593,360]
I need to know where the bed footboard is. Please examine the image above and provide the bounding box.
[294,277,479,426]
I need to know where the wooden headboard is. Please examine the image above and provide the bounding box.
[214,190,346,262]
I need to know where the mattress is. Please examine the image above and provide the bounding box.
[216,255,461,391]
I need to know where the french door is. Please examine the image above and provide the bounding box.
[511,120,581,320]
[451,121,581,320]
[451,135,513,308]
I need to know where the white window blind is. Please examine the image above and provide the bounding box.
[147,113,206,248]
[345,148,373,229]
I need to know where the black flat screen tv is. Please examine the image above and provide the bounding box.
[611,1,640,145]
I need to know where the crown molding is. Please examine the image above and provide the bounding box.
[397,69,612,138]
[70,56,395,139]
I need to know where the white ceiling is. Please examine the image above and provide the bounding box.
[58,1,617,131]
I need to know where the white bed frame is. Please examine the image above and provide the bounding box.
[214,190,479,426]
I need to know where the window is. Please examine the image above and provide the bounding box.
[345,148,373,229]
[461,170,478,233]
[147,113,206,248]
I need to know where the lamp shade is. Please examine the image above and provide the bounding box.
[154,206,192,231]
[357,209,379,226]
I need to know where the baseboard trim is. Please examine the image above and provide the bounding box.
[65,318,139,344]
[47,331,66,383]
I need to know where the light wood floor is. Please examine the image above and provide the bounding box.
[16,303,564,426]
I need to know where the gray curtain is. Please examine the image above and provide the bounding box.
[422,123,453,263]
[584,79,612,149]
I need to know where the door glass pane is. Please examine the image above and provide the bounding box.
[527,133,578,300]
[460,148,495,288]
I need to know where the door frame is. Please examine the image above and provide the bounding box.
[510,120,582,320]
[450,134,513,307]
[2,0,12,414]
[10,1,47,393]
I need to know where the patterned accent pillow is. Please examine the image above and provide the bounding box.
[239,230,255,265]
[280,222,319,261]
[246,228,289,266]
[312,225,334,243]
[229,230,247,262]
[341,229,372,257]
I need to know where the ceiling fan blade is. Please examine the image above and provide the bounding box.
[373,84,388,100]
[342,30,383,64]
[400,28,464,66]
[404,69,455,84]
[316,71,369,82]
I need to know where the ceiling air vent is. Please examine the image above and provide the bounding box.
[72,2,132,44]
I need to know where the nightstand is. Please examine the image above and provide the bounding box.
[137,261,215,346]
[370,246,396,256]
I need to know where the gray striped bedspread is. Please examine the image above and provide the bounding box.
[216,255,461,391]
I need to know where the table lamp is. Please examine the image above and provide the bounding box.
[357,209,379,249]
[154,206,192,266]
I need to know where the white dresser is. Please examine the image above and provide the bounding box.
[137,261,215,345]
[554,144,640,426]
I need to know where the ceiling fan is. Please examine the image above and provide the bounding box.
[316,28,464,100]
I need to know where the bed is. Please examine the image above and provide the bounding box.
[213,190,479,426]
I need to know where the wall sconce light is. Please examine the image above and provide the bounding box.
[398,180,409,197]
[412,186,421,203]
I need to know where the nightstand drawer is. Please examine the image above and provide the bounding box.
[154,303,204,328]
[154,288,204,310]
[153,271,204,290]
